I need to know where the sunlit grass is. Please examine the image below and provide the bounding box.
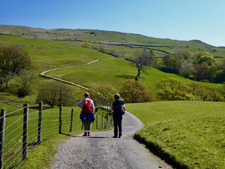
[127,101,225,168]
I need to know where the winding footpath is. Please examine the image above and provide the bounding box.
[40,59,99,90]
[41,60,170,168]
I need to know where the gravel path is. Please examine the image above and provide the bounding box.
[51,112,170,169]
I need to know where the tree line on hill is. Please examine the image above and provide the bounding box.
[154,50,225,84]
[156,78,225,101]
[35,77,225,107]
[85,79,225,104]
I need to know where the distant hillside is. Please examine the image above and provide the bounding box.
[1,25,225,59]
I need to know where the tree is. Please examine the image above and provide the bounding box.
[120,80,153,103]
[162,54,183,73]
[197,55,215,66]
[176,50,193,60]
[207,65,217,82]
[156,78,195,101]
[216,59,225,70]
[130,50,154,81]
[36,82,74,107]
[180,61,195,78]
[88,84,118,103]
[215,70,225,83]
[195,51,215,66]
[16,70,36,97]
[195,62,210,81]
[0,45,31,88]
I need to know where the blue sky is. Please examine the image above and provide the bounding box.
[1,0,225,46]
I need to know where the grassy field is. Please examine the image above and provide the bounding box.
[126,101,225,168]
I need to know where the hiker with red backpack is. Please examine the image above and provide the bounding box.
[76,92,95,136]
[111,93,126,138]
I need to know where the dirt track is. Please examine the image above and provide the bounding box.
[52,112,170,169]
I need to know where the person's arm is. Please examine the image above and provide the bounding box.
[91,100,95,114]
[111,103,114,111]
[76,99,83,108]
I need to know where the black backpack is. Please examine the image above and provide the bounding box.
[114,99,125,115]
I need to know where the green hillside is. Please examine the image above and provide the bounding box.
[0,34,223,105]
[1,25,225,60]
[0,35,112,104]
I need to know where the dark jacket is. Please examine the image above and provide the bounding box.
[112,99,125,116]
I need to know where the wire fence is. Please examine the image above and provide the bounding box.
[0,101,112,169]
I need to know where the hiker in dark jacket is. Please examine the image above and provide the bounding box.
[111,93,126,138]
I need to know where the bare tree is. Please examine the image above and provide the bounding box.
[130,50,154,81]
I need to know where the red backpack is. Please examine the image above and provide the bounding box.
[82,99,92,113]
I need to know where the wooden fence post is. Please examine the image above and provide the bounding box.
[37,101,43,144]
[70,109,74,132]
[22,104,29,161]
[0,109,6,169]
[59,104,62,134]
[96,114,98,129]
[107,113,110,127]
[102,115,104,130]
[110,114,113,126]
[106,113,109,121]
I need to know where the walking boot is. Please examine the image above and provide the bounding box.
[88,132,91,136]
[83,132,87,136]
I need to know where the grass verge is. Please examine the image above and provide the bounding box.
[127,101,225,168]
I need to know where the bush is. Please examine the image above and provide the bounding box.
[120,80,154,103]
[16,70,36,97]
[36,82,74,106]
[81,41,91,48]
[156,78,195,101]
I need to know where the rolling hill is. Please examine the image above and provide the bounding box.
[0,25,224,106]
[1,25,225,60]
